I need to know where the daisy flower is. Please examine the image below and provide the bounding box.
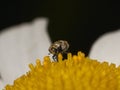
[4,51,120,90]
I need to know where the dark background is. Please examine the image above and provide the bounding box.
[0,0,120,55]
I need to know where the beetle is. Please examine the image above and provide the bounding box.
[49,40,69,61]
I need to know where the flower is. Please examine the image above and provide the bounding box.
[5,51,120,90]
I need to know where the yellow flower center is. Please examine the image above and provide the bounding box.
[5,51,120,90]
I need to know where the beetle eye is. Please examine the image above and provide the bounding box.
[51,48,55,51]
[51,48,57,53]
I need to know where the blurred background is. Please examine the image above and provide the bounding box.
[0,0,120,55]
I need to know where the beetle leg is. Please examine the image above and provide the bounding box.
[52,54,58,62]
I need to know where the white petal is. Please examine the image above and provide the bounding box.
[89,29,120,66]
[0,18,51,88]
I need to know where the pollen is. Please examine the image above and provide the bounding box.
[5,51,120,90]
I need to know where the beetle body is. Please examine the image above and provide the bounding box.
[49,40,69,61]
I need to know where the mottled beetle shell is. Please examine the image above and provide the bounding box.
[49,40,69,61]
